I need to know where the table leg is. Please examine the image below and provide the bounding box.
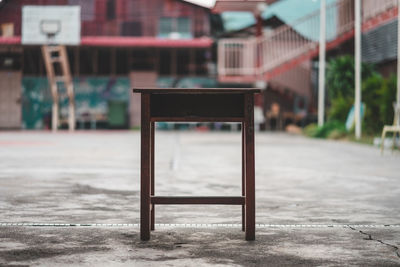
[151,121,155,231]
[244,94,255,241]
[241,122,245,232]
[140,94,151,241]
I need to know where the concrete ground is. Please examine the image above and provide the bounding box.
[0,130,399,266]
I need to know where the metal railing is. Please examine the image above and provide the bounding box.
[218,0,398,79]
[218,38,258,76]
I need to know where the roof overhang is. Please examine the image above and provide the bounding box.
[80,37,213,48]
[0,36,214,48]
[212,0,279,13]
[0,37,21,45]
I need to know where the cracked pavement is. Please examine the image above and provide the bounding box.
[0,131,399,266]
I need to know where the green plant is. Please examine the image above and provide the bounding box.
[362,73,385,134]
[324,55,397,136]
[326,55,375,100]
[311,55,398,139]
[327,129,348,140]
[315,120,347,138]
[328,97,353,122]
[303,123,318,137]
[303,121,347,139]
[380,74,397,126]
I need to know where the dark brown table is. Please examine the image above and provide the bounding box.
[132,88,260,241]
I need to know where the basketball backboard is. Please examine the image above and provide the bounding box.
[22,6,81,45]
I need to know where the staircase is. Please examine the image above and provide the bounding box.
[218,0,398,83]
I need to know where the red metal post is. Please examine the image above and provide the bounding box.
[140,93,151,240]
[244,93,255,241]
[242,121,246,232]
[151,121,155,231]
[256,14,263,37]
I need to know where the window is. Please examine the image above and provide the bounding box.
[0,53,21,71]
[159,18,173,37]
[98,49,111,75]
[79,48,95,75]
[68,0,95,21]
[106,0,116,20]
[177,49,189,75]
[116,49,129,75]
[159,49,171,75]
[121,21,142,36]
[130,50,154,71]
[23,47,42,75]
[195,50,208,75]
[177,18,190,36]
[158,17,192,39]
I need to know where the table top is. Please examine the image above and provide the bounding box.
[132,88,261,94]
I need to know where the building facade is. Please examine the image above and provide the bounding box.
[0,0,215,129]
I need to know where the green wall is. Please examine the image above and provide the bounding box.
[21,76,217,129]
[22,77,130,129]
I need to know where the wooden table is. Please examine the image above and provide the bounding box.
[132,88,260,241]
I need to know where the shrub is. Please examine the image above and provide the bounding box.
[325,55,398,136]
[362,73,385,134]
[303,123,318,137]
[314,120,347,138]
[328,129,348,140]
[326,55,375,100]
[303,121,347,139]
[328,97,353,122]
[380,74,397,126]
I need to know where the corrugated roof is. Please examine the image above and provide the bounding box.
[362,19,398,63]
[222,0,337,39]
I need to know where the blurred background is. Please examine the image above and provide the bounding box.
[1,2,400,264]
[0,0,399,144]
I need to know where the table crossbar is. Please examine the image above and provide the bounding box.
[151,196,245,205]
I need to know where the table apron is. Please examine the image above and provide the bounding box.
[150,93,245,119]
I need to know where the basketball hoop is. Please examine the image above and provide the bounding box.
[22,6,81,45]
[40,20,61,44]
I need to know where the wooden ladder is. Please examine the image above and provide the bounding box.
[41,45,75,131]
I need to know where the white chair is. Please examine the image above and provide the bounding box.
[381,102,400,154]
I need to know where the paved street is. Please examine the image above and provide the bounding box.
[0,130,399,266]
